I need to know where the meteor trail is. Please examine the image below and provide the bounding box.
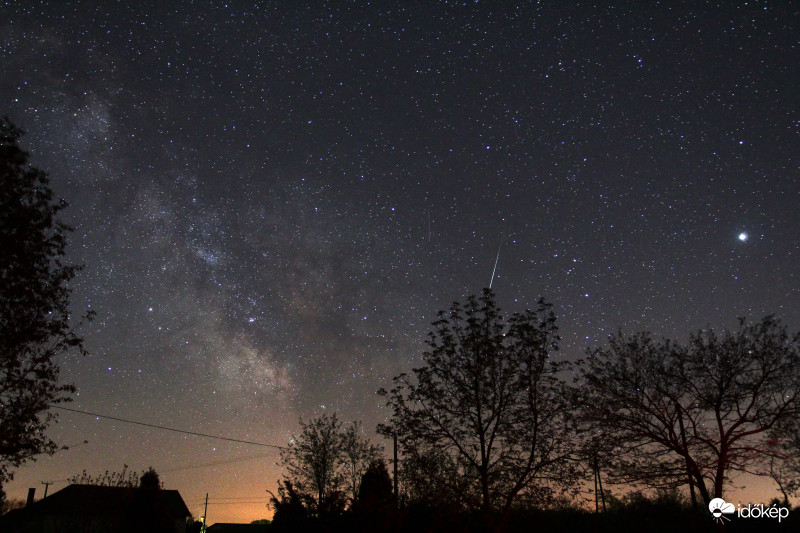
[489,239,503,289]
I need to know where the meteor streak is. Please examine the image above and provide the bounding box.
[489,239,503,289]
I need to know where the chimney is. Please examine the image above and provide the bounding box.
[26,488,36,507]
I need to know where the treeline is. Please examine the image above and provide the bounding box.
[273,290,800,532]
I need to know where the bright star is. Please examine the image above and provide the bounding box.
[738,232,748,242]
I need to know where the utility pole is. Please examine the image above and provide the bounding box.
[593,454,599,513]
[393,432,398,503]
[201,493,209,533]
[593,454,606,512]
[41,481,53,499]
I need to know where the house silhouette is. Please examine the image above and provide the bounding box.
[0,483,192,533]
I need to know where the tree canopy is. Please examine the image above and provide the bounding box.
[276,413,383,517]
[576,316,800,507]
[379,290,578,530]
[0,117,92,488]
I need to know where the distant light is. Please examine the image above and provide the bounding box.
[738,232,748,242]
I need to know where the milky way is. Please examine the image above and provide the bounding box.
[2,1,799,523]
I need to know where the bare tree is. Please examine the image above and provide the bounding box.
[67,464,159,488]
[379,290,579,531]
[576,316,800,506]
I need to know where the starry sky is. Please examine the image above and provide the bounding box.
[2,0,799,524]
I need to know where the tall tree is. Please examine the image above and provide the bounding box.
[0,117,92,488]
[379,290,578,531]
[278,413,381,515]
[576,316,800,505]
[341,420,383,504]
[352,459,396,533]
[281,413,345,514]
[357,459,394,507]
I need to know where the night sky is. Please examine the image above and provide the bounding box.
[3,0,799,524]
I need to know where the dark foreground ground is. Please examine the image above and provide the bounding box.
[261,502,799,533]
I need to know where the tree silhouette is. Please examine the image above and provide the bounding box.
[68,464,142,487]
[341,420,383,505]
[281,413,345,515]
[395,443,466,510]
[379,289,578,531]
[357,459,394,507]
[768,407,800,503]
[268,480,310,532]
[0,117,93,489]
[576,316,800,505]
[0,487,25,515]
[278,413,380,516]
[352,459,396,533]
[139,466,162,490]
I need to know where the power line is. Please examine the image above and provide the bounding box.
[52,406,285,450]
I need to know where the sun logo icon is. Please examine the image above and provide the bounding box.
[709,498,736,523]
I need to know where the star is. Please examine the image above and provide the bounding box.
[3,1,797,523]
